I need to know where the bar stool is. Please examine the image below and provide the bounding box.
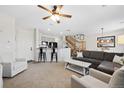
[51,48,58,62]
[42,48,47,62]
[38,47,47,62]
[38,47,43,62]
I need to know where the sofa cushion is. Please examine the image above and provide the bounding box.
[83,50,91,58]
[73,57,101,64]
[88,58,102,65]
[104,52,124,62]
[97,61,122,75]
[72,57,84,61]
[79,58,91,62]
[79,75,108,88]
[89,51,104,60]
[114,53,124,56]
[72,57,91,63]
[104,52,115,61]
[109,66,124,88]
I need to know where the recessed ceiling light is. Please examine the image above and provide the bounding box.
[66,29,71,31]
[60,32,63,35]
[102,5,107,7]
[48,28,51,31]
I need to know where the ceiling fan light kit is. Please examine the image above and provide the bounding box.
[37,5,72,23]
[51,15,60,22]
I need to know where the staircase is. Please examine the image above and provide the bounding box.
[65,36,86,57]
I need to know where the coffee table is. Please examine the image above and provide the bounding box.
[65,59,91,75]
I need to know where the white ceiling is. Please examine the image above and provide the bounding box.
[0,5,124,36]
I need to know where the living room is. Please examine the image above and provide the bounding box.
[0,0,124,92]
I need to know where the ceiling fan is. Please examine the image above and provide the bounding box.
[37,5,72,23]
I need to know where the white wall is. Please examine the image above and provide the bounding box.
[55,36,63,49]
[0,13,35,62]
[16,28,34,61]
[86,29,124,53]
[0,13,16,62]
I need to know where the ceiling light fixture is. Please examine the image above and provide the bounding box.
[102,5,107,7]
[48,28,51,31]
[51,14,60,23]
[101,28,104,37]
[60,32,63,35]
[37,5,72,24]
[97,28,111,50]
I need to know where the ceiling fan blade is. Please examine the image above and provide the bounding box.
[37,5,52,14]
[59,14,72,18]
[42,16,51,20]
[56,5,63,12]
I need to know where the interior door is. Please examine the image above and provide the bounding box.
[16,29,34,61]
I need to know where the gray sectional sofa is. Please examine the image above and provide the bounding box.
[73,50,124,75]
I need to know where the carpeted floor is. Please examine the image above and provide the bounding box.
[3,62,79,88]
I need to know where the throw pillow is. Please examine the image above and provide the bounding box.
[113,55,124,65]
[77,52,83,57]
